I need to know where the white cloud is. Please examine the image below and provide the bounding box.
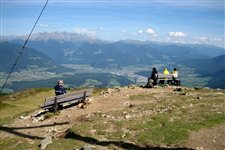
[209,37,223,42]
[146,28,157,36]
[195,36,223,42]
[73,27,96,37]
[121,30,126,33]
[195,36,208,42]
[168,31,186,38]
[138,30,143,34]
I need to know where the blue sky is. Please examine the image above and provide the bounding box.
[1,0,224,47]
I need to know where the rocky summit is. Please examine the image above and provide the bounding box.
[0,85,225,150]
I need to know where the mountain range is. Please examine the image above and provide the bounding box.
[1,32,224,89]
[3,32,224,68]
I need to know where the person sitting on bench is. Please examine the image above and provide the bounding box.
[54,80,67,96]
[161,68,170,84]
[172,68,180,86]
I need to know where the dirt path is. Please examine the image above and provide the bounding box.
[2,86,150,139]
[185,124,225,150]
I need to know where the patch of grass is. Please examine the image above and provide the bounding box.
[69,123,93,137]
[130,93,155,101]
[44,112,60,120]
[93,87,107,96]
[0,88,54,124]
[46,138,85,150]
[130,111,225,145]
[0,137,40,150]
[0,101,16,110]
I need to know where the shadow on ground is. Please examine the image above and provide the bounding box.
[0,122,69,139]
[64,130,194,150]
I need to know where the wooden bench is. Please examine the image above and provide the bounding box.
[157,74,180,86]
[41,88,93,111]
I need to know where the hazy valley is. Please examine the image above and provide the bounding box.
[1,32,224,92]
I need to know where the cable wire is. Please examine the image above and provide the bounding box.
[0,0,49,93]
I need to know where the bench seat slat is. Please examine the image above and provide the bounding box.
[43,93,92,106]
[158,74,173,79]
[41,88,93,109]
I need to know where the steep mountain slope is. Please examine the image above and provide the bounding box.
[0,41,58,72]
[181,54,225,89]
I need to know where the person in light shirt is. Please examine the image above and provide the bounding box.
[172,68,178,79]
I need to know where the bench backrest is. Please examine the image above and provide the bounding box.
[42,88,93,108]
[158,74,173,79]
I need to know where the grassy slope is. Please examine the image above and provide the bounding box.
[0,88,54,124]
[0,87,225,150]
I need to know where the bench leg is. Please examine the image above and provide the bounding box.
[83,91,87,101]
[54,97,58,112]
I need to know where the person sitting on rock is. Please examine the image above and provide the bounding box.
[145,67,158,88]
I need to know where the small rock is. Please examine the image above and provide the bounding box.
[204,87,210,90]
[32,118,39,123]
[197,96,202,100]
[77,103,87,109]
[121,133,126,138]
[124,115,132,119]
[127,85,136,89]
[33,110,47,117]
[115,87,121,92]
[80,144,93,150]
[129,104,135,108]
[89,129,97,135]
[124,101,130,106]
[196,147,204,150]
[19,115,30,120]
[194,86,201,90]
[37,116,45,121]
[174,88,182,92]
[106,115,111,118]
[40,136,52,150]
[101,114,106,117]
[181,92,187,96]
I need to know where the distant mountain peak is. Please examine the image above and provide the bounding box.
[2,32,101,42]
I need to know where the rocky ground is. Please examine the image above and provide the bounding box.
[1,85,225,150]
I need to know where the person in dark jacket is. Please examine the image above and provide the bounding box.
[54,80,66,96]
[149,67,158,86]
[145,67,158,88]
